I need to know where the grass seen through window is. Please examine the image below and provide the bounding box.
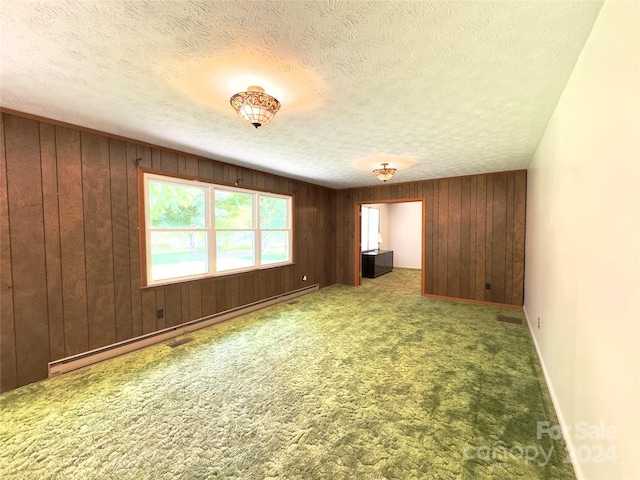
[143,173,292,285]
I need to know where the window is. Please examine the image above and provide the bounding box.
[143,173,292,285]
[361,206,380,252]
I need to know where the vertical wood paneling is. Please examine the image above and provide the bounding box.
[39,123,65,361]
[484,175,494,302]
[1,112,337,391]
[4,115,50,384]
[447,177,461,297]
[56,126,89,356]
[177,154,187,175]
[209,278,223,315]
[242,170,255,188]
[185,155,199,177]
[127,142,143,337]
[110,139,133,342]
[188,283,202,320]
[0,111,525,392]
[491,173,507,303]
[512,171,527,305]
[164,285,182,327]
[334,189,354,284]
[468,177,478,300]
[424,181,434,293]
[211,277,229,312]
[460,176,471,299]
[181,284,191,323]
[155,289,165,330]
[81,132,116,349]
[0,114,18,391]
[505,173,516,305]
[475,175,487,300]
[161,151,178,173]
[431,181,439,293]
[334,172,526,307]
[138,146,152,168]
[227,275,240,310]
[141,290,156,334]
[248,273,261,305]
[218,162,230,184]
[437,179,448,295]
[199,159,213,179]
[151,148,162,169]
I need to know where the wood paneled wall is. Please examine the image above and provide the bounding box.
[335,171,527,306]
[1,110,527,393]
[0,112,336,392]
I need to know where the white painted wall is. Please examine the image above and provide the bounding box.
[524,2,639,479]
[388,202,422,268]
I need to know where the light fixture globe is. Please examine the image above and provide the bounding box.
[373,163,397,182]
[230,85,281,128]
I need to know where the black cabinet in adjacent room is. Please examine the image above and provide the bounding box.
[362,250,394,278]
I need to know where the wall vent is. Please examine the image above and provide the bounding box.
[497,315,523,325]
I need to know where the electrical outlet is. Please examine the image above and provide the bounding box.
[537,317,541,329]
[485,283,491,290]
[157,309,164,319]
[302,275,307,281]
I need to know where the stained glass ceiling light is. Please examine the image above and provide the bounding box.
[373,163,397,182]
[230,85,281,128]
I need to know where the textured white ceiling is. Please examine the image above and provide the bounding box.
[1,0,603,188]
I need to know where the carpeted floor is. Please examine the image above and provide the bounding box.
[0,269,575,479]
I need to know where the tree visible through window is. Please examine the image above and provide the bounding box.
[143,173,292,285]
[148,180,207,281]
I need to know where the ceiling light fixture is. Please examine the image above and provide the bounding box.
[373,163,397,182]
[230,85,281,128]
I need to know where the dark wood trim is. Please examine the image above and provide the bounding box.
[421,195,427,296]
[137,166,293,196]
[354,197,426,292]
[422,293,523,310]
[137,168,148,288]
[354,202,362,286]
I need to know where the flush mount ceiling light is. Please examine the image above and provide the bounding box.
[229,85,281,128]
[373,163,397,182]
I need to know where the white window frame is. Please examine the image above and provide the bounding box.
[361,206,380,252]
[142,172,293,286]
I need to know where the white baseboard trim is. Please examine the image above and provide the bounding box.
[49,284,319,379]
[523,305,584,480]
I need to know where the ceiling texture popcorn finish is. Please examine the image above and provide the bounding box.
[0,1,603,188]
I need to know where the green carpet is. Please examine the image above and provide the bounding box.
[0,269,574,479]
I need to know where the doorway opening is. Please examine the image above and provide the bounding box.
[355,198,426,296]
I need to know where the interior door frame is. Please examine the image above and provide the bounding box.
[354,197,427,296]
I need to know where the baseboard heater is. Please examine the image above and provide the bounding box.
[49,283,319,379]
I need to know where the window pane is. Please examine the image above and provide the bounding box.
[216,231,255,271]
[260,196,288,229]
[215,190,253,229]
[149,180,206,228]
[361,206,379,251]
[261,231,289,264]
[361,206,369,252]
[367,208,379,250]
[150,231,207,281]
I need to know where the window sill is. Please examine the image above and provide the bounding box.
[140,262,296,289]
